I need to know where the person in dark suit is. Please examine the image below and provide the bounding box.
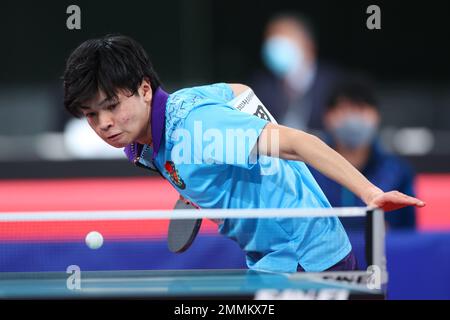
[250,13,344,132]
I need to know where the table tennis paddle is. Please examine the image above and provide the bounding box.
[167,198,202,253]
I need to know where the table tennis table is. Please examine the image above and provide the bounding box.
[0,269,385,300]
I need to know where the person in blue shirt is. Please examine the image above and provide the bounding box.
[309,78,417,230]
[62,35,425,273]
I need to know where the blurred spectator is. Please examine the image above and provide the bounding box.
[250,12,345,132]
[309,77,417,230]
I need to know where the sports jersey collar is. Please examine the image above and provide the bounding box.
[124,86,169,161]
[150,86,169,158]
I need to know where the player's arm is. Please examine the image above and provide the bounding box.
[257,122,426,211]
[229,83,250,96]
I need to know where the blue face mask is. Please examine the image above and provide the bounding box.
[262,36,303,77]
[331,115,377,149]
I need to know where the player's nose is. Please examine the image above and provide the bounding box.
[98,112,114,131]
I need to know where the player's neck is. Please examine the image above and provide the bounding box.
[136,119,152,146]
[136,125,153,145]
[136,104,153,146]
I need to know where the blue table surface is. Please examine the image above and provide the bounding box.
[0,269,383,299]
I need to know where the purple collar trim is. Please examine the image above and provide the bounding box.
[150,87,169,158]
[124,87,169,161]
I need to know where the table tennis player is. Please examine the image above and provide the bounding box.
[62,34,425,272]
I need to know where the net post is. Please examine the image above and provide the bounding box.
[365,208,388,289]
[365,209,374,266]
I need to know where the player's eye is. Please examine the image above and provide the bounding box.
[106,103,118,111]
[85,112,97,118]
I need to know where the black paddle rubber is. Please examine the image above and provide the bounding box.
[168,199,202,253]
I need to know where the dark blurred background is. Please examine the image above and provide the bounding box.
[0,0,449,299]
[0,0,449,173]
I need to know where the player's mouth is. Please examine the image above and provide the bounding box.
[107,133,122,141]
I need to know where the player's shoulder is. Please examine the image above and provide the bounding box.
[165,83,231,142]
[171,83,236,101]
[171,81,252,101]
[166,83,237,123]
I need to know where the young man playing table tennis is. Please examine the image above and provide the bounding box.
[63,35,425,273]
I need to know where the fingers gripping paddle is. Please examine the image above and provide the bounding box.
[168,198,202,253]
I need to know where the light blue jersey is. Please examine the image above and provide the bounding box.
[136,83,351,272]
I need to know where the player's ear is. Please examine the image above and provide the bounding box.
[141,78,153,103]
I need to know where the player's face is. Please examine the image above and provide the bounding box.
[81,81,153,148]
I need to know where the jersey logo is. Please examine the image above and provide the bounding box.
[253,105,271,121]
[164,161,186,189]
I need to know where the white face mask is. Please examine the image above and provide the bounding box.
[262,36,304,78]
[262,35,314,93]
[331,114,377,149]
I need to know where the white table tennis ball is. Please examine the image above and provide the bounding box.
[85,231,104,250]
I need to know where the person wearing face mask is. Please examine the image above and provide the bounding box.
[309,78,417,230]
[250,13,345,132]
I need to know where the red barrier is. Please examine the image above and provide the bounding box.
[0,177,177,211]
[0,174,448,241]
[0,177,218,240]
[416,174,450,231]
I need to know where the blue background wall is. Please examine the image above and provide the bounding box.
[2,231,449,299]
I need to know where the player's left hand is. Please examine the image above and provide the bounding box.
[367,190,426,212]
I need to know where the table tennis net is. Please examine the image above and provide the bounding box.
[0,207,385,276]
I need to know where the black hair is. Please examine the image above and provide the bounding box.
[266,12,318,44]
[63,34,161,118]
[326,77,379,111]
